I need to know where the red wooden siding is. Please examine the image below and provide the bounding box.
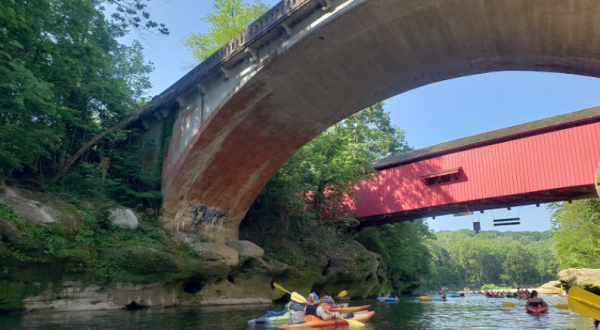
[355,122,600,218]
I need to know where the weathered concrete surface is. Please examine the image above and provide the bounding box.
[159,0,600,238]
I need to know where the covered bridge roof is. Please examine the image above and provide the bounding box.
[372,106,600,169]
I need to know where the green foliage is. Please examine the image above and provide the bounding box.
[184,0,269,62]
[250,102,410,236]
[0,0,165,214]
[244,102,423,293]
[424,229,559,289]
[0,203,67,260]
[550,199,600,269]
[355,221,432,294]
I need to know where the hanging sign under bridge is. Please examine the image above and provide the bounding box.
[454,212,474,217]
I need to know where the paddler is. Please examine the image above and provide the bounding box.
[525,290,547,309]
[321,292,343,308]
[304,293,350,321]
[287,292,307,325]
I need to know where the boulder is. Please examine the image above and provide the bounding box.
[0,192,61,225]
[538,280,563,294]
[226,238,264,260]
[0,218,21,243]
[559,268,600,295]
[108,208,138,229]
[190,243,239,274]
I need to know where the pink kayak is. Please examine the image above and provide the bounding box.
[526,305,548,313]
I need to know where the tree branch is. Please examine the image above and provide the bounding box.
[49,107,146,184]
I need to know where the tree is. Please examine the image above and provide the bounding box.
[551,200,600,269]
[184,0,269,62]
[0,0,165,203]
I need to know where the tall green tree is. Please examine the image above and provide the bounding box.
[184,0,269,62]
[551,199,600,269]
[0,0,166,208]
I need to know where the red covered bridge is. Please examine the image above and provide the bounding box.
[352,107,600,225]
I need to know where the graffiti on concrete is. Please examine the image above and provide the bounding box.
[187,203,229,231]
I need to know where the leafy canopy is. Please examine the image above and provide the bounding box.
[184,0,269,62]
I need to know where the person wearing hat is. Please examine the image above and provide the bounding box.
[304,293,339,321]
[287,292,307,324]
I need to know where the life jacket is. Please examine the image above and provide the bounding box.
[305,305,319,317]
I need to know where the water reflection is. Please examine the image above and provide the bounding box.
[0,295,594,330]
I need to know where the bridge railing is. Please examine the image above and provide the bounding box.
[136,0,316,123]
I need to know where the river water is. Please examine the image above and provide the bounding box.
[0,295,595,330]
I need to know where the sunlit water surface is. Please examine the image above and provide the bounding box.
[0,295,595,329]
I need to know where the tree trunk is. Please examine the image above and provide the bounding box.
[50,109,146,184]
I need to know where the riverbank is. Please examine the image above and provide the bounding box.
[0,187,386,312]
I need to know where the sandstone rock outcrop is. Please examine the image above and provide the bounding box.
[559,268,600,295]
[538,280,563,294]
[22,282,179,311]
[0,187,63,224]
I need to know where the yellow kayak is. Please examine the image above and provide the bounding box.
[419,297,434,301]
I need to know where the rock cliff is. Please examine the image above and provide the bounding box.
[0,187,386,312]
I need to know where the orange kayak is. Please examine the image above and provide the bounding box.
[279,311,375,329]
[323,304,371,313]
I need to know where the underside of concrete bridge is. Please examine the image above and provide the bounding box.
[135,0,600,239]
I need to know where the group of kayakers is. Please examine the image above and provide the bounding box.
[271,292,352,325]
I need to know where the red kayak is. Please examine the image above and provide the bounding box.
[558,294,568,297]
[526,306,548,314]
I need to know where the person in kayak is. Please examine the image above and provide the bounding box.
[321,292,344,308]
[304,293,344,321]
[287,294,306,325]
[526,290,547,308]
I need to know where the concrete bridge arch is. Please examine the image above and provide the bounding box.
[140,0,600,239]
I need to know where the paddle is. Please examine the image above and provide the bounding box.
[272,283,364,328]
[503,301,569,309]
[568,286,600,321]
[336,290,348,299]
[272,283,308,304]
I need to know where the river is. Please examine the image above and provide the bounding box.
[0,295,595,329]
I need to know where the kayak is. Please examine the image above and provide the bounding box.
[377,297,399,302]
[558,294,568,297]
[526,306,548,314]
[433,298,447,301]
[450,294,460,298]
[419,297,433,301]
[323,305,370,313]
[279,311,375,329]
[248,312,289,325]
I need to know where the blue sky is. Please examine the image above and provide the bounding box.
[126,1,600,233]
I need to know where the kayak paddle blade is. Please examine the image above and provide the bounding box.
[553,304,569,310]
[502,302,516,307]
[291,292,308,304]
[345,319,365,327]
[337,290,348,298]
[273,283,291,294]
[568,286,600,320]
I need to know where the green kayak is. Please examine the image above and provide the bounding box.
[248,312,289,325]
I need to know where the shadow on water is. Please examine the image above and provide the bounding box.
[0,295,595,330]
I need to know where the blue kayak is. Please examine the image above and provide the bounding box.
[377,297,399,302]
